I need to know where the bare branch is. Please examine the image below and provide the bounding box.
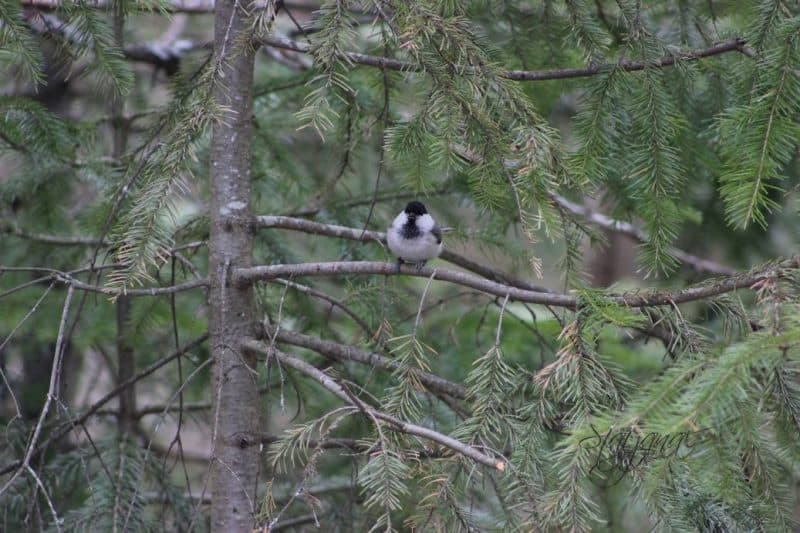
[258,35,748,82]
[58,273,206,297]
[235,260,576,307]
[1,267,208,296]
[235,257,800,309]
[0,286,74,503]
[0,224,107,246]
[242,344,506,471]
[272,278,371,333]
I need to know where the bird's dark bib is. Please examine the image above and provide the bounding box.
[401,220,420,239]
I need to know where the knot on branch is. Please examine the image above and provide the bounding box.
[226,431,269,449]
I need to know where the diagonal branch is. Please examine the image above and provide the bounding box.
[451,146,737,278]
[242,343,505,471]
[272,278,372,333]
[249,330,467,399]
[0,286,74,503]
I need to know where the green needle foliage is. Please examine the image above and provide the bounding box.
[717,16,800,229]
[0,0,45,85]
[3,0,800,531]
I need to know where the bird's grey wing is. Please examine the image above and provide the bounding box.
[431,224,443,244]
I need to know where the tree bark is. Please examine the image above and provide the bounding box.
[209,1,260,531]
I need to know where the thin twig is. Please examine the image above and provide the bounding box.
[495,293,510,347]
[0,283,55,419]
[121,357,214,531]
[26,465,62,531]
[0,224,107,246]
[272,278,371,334]
[413,269,437,335]
[0,286,74,501]
[0,266,207,296]
[0,335,209,477]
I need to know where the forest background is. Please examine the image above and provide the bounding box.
[2,0,800,531]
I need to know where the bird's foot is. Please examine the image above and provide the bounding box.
[414,261,426,273]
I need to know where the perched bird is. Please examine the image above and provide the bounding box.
[387,201,443,270]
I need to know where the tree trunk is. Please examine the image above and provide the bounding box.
[209,1,260,531]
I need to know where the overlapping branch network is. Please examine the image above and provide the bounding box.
[3,215,796,307]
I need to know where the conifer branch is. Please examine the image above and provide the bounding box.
[258,35,748,82]
[230,432,477,461]
[234,257,800,309]
[242,343,506,471]
[0,266,206,296]
[452,145,735,277]
[236,260,576,307]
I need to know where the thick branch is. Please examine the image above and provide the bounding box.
[249,330,466,399]
[234,257,800,309]
[242,344,505,471]
[235,261,576,307]
[254,215,551,293]
[259,35,748,82]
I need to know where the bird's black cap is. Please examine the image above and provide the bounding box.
[404,201,428,216]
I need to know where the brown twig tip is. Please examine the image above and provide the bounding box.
[496,460,506,472]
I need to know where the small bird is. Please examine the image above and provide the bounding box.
[387,201,443,270]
